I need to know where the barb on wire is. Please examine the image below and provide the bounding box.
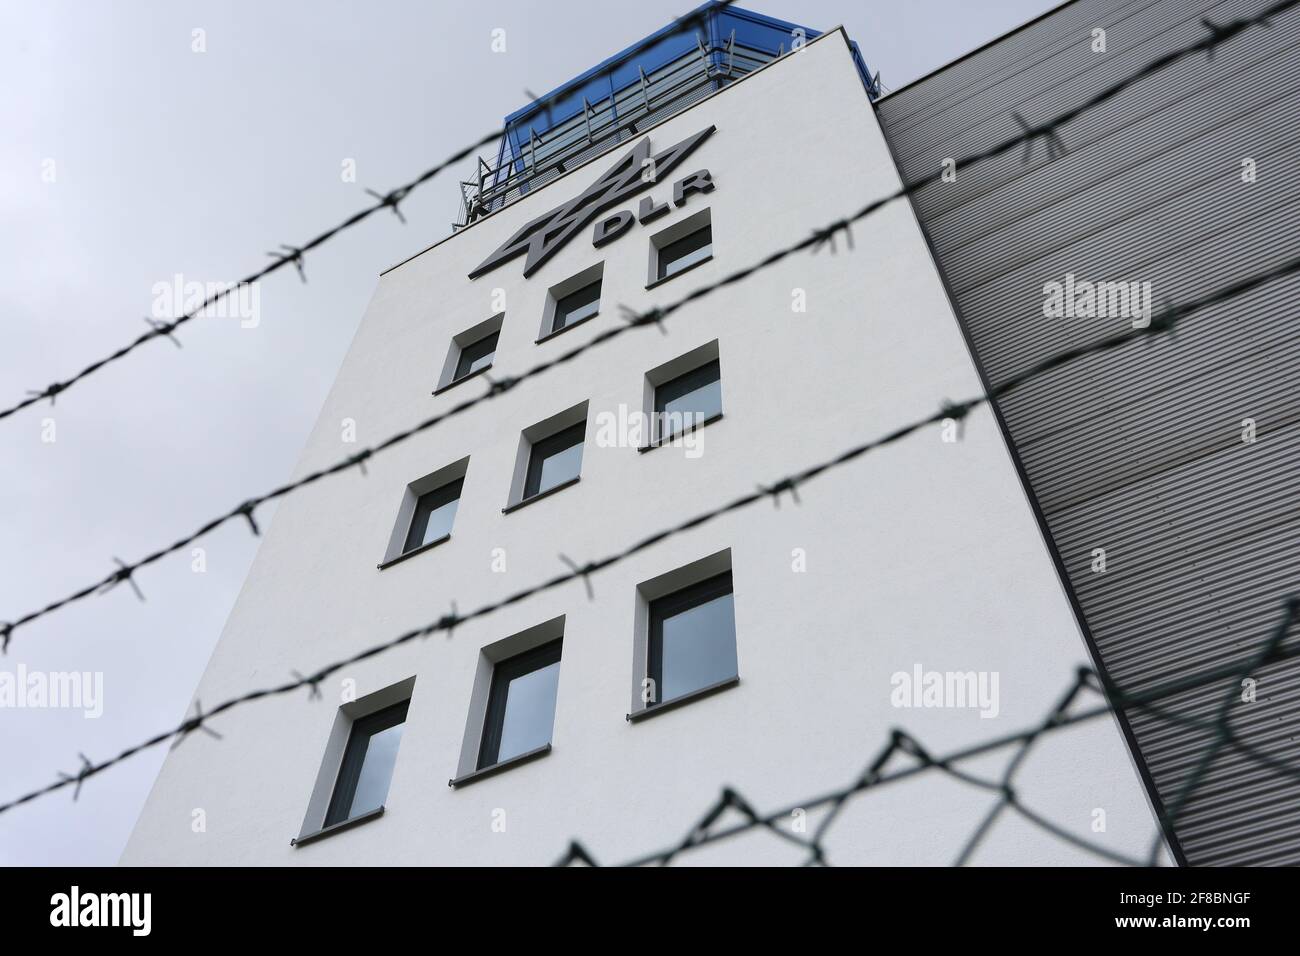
[758,476,801,508]
[1201,16,1244,58]
[810,218,854,254]
[236,501,261,537]
[269,245,307,283]
[5,0,1294,649]
[347,449,371,477]
[641,308,670,334]
[438,602,460,642]
[1012,111,1067,162]
[101,559,146,602]
[618,302,667,334]
[142,317,183,348]
[521,85,560,133]
[57,754,95,802]
[940,398,976,440]
[27,382,64,407]
[170,700,224,752]
[365,187,409,225]
[558,555,597,601]
[480,372,520,398]
[290,671,323,701]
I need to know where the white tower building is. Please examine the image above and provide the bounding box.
[123,4,1165,866]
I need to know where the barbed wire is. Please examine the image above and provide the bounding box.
[3,1,1297,871]
[2,0,1291,652]
[1,240,1295,818]
[0,0,738,425]
[553,597,1299,867]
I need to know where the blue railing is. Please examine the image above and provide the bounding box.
[454,3,877,229]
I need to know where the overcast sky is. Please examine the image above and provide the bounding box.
[0,0,1056,866]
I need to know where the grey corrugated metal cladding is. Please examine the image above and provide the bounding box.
[876,0,1300,866]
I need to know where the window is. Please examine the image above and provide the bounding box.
[324,700,409,828]
[437,315,503,393]
[296,678,414,844]
[453,329,498,382]
[402,478,462,553]
[523,421,585,500]
[648,571,736,705]
[648,209,712,287]
[657,223,713,281]
[381,458,469,567]
[551,279,601,334]
[506,403,588,512]
[540,264,604,341]
[452,616,563,786]
[655,359,721,439]
[478,639,562,770]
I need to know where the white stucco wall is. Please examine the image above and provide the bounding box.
[121,29,1165,866]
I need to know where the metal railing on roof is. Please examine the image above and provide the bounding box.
[453,34,782,231]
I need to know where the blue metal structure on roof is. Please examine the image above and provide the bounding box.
[503,4,876,147]
[453,3,877,229]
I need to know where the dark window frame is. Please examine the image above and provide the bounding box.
[523,421,585,500]
[647,571,735,706]
[656,223,713,281]
[654,358,722,429]
[453,329,500,382]
[551,278,602,334]
[402,477,464,554]
[324,699,410,828]
[477,639,563,770]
